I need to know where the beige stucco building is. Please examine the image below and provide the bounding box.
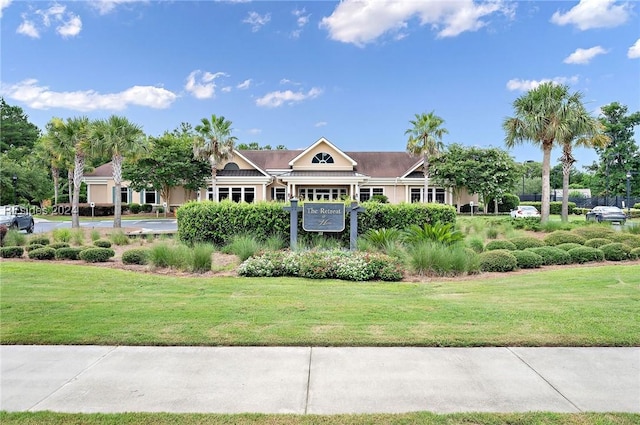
[83,138,478,208]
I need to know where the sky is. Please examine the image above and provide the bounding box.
[1,0,639,171]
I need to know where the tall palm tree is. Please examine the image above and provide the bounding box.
[92,115,146,228]
[193,114,237,202]
[405,111,448,202]
[49,116,91,228]
[558,104,610,221]
[37,125,68,206]
[503,82,584,222]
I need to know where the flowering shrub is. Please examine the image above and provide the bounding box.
[238,250,403,281]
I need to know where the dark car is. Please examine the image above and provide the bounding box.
[585,206,627,224]
[0,205,35,233]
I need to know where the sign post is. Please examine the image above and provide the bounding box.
[90,202,95,220]
[470,201,474,217]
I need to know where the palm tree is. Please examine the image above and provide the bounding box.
[558,104,609,221]
[37,126,69,206]
[504,82,585,222]
[405,111,448,202]
[92,115,146,228]
[193,114,237,202]
[49,116,91,228]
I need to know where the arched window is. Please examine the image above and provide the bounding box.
[223,162,240,170]
[312,152,334,164]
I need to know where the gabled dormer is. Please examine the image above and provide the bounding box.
[288,137,357,171]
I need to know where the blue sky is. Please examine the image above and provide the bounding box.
[1,0,639,170]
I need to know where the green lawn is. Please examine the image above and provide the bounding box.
[1,411,638,425]
[1,261,638,347]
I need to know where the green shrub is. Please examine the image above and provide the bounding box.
[55,247,84,260]
[567,246,605,264]
[122,248,149,265]
[402,222,464,247]
[510,236,546,250]
[0,246,24,258]
[486,228,499,239]
[599,243,631,261]
[3,229,26,247]
[109,230,130,246]
[584,238,613,248]
[630,247,640,260]
[511,217,542,231]
[28,235,49,246]
[626,223,640,234]
[28,247,56,260]
[362,228,402,251]
[90,229,101,242]
[555,243,583,252]
[571,226,616,240]
[465,235,484,253]
[484,240,517,251]
[485,193,520,213]
[79,247,115,263]
[52,228,72,243]
[49,242,71,250]
[478,249,517,272]
[148,243,173,268]
[511,250,543,269]
[543,231,585,246]
[94,239,112,248]
[25,243,44,252]
[263,234,286,251]
[142,203,153,213]
[71,229,85,246]
[610,234,640,248]
[129,203,142,214]
[525,247,572,265]
[406,241,479,277]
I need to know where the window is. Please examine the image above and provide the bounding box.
[312,152,334,164]
[272,187,286,201]
[410,188,433,203]
[143,189,158,205]
[359,188,384,202]
[210,186,255,203]
[120,187,130,203]
[298,188,346,201]
[435,188,445,203]
[223,162,239,171]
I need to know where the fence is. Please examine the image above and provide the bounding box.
[519,194,639,209]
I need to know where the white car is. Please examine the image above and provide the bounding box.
[510,205,541,219]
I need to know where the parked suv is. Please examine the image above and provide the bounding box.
[0,205,35,233]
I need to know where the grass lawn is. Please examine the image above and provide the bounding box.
[1,261,638,347]
[1,411,638,425]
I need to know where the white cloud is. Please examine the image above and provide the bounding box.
[291,8,310,38]
[550,0,631,30]
[17,19,39,38]
[89,0,147,15]
[628,39,640,59]
[319,0,514,46]
[256,87,322,108]
[236,79,252,90]
[280,78,301,86]
[243,11,270,32]
[247,128,262,135]
[16,4,83,38]
[184,70,228,99]
[1,79,177,111]
[563,46,608,64]
[0,0,12,18]
[315,121,328,127]
[506,76,579,92]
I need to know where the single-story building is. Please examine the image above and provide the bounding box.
[83,137,478,207]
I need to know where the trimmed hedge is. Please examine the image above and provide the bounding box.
[630,247,640,260]
[0,246,24,258]
[600,243,631,261]
[512,250,543,269]
[519,201,576,215]
[25,243,44,252]
[510,236,546,250]
[55,247,84,260]
[177,200,456,246]
[478,249,517,272]
[571,226,616,240]
[484,240,517,251]
[28,247,56,260]
[525,247,572,265]
[543,231,586,246]
[49,242,71,250]
[28,236,50,246]
[610,234,640,249]
[567,246,605,264]
[555,243,583,252]
[79,247,115,263]
[122,248,149,265]
[584,238,614,249]
[94,239,112,248]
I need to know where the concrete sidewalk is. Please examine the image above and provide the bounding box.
[1,346,638,414]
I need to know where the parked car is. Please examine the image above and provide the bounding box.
[585,206,627,224]
[510,205,541,219]
[0,205,35,233]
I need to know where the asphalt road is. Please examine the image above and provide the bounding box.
[34,218,177,234]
